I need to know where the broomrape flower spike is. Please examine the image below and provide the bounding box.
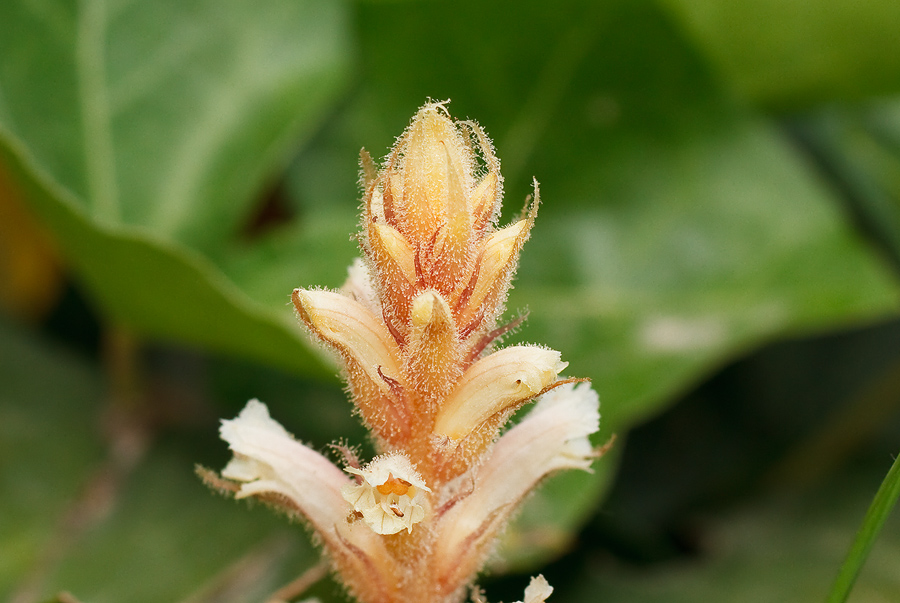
[206,101,605,603]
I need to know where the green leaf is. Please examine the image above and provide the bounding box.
[828,453,900,602]
[1,138,329,376]
[0,0,351,248]
[518,115,900,435]
[662,0,900,109]
[0,0,351,373]
[791,100,900,269]
[5,0,900,588]
[44,448,319,603]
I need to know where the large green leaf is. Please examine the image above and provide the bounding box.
[1,138,330,376]
[791,100,900,268]
[0,0,350,373]
[4,0,900,591]
[45,447,319,603]
[662,0,900,109]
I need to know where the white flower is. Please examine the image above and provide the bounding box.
[342,453,432,535]
[219,398,351,532]
[514,575,554,603]
[218,399,394,601]
[434,382,600,587]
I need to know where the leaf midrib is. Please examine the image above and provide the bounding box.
[76,0,119,224]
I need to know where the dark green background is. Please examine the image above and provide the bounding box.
[2,0,900,601]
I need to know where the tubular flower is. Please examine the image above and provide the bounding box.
[207,101,605,603]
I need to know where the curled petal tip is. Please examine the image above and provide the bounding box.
[434,346,567,441]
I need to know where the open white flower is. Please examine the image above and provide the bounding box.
[342,453,432,535]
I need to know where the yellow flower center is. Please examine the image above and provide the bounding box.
[376,473,412,496]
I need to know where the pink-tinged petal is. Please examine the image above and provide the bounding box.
[341,258,381,316]
[435,383,599,583]
[220,400,397,601]
[220,399,351,533]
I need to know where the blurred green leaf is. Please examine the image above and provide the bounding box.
[0,0,350,373]
[1,140,329,375]
[553,468,900,603]
[0,0,351,248]
[792,100,900,269]
[662,0,900,109]
[3,0,900,591]
[0,320,104,599]
[44,448,318,603]
[0,319,320,603]
[519,116,900,435]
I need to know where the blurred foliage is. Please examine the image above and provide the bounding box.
[2,0,900,601]
[552,466,900,603]
[0,165,62,320]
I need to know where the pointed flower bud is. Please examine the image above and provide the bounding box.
[363,101,535,345]
[292,288,410,445]
[404,290,461,409]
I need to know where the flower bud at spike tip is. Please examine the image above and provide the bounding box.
[209,101,605,603]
